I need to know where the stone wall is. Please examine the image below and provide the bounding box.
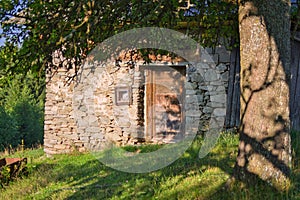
[44,46,231,155]
[44,68,82,154]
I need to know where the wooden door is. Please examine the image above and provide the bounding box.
[145,66,186,142]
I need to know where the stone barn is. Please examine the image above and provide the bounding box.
[43,46,231,155]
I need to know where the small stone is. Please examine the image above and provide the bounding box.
[216,63,227,72]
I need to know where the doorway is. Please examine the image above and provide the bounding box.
[144,66,186,142]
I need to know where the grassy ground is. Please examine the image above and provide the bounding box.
[0,132,299,200]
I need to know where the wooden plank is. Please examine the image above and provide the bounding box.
[292,40,300,130]
[290,40,297,130]
[225,47,237,128]
[234,51,241,127]
[231,48,240,128]
[294,57,300,131]
[145,69,154,140]
[290,40,298,108]
[225,47,242,129]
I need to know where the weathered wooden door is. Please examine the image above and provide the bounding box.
[145,66,186,142]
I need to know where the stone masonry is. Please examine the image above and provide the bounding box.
[44,46,230,155]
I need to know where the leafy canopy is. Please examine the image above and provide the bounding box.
[0,0,238,73]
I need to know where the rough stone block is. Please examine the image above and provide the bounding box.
[86,127,102,133]
[54,144,67,150]
[44,148,59,155]
[204,69,219,82]
[213,108,226,117]
[210,94,226,103]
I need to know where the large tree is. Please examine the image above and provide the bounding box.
[234,0,291,191]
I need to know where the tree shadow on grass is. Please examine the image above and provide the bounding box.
[35,135,299,200]
[38,138,233,199]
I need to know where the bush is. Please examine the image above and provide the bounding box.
[11,100,44,147]
[0,107,18,151]
[0,74,44,149]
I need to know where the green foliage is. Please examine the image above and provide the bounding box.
[0,0,239,75]
[0,75,44,148]
[0,45,17,104]
[0,106,18,150]
[0,165,11,187]
[291,130,300,168]
[0,74,43,150]
[180,0,239,48]
[0,43,45,149]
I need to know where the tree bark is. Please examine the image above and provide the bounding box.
[234,0,292,191]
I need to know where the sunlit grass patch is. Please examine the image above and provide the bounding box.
[156,167,229,200]
[0,131,299,199]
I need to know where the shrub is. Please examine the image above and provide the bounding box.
[0,106,18,151]
[0,74,44,149]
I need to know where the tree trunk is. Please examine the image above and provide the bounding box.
[234,0,292,191]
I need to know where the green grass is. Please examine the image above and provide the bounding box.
[0,132,299,200]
